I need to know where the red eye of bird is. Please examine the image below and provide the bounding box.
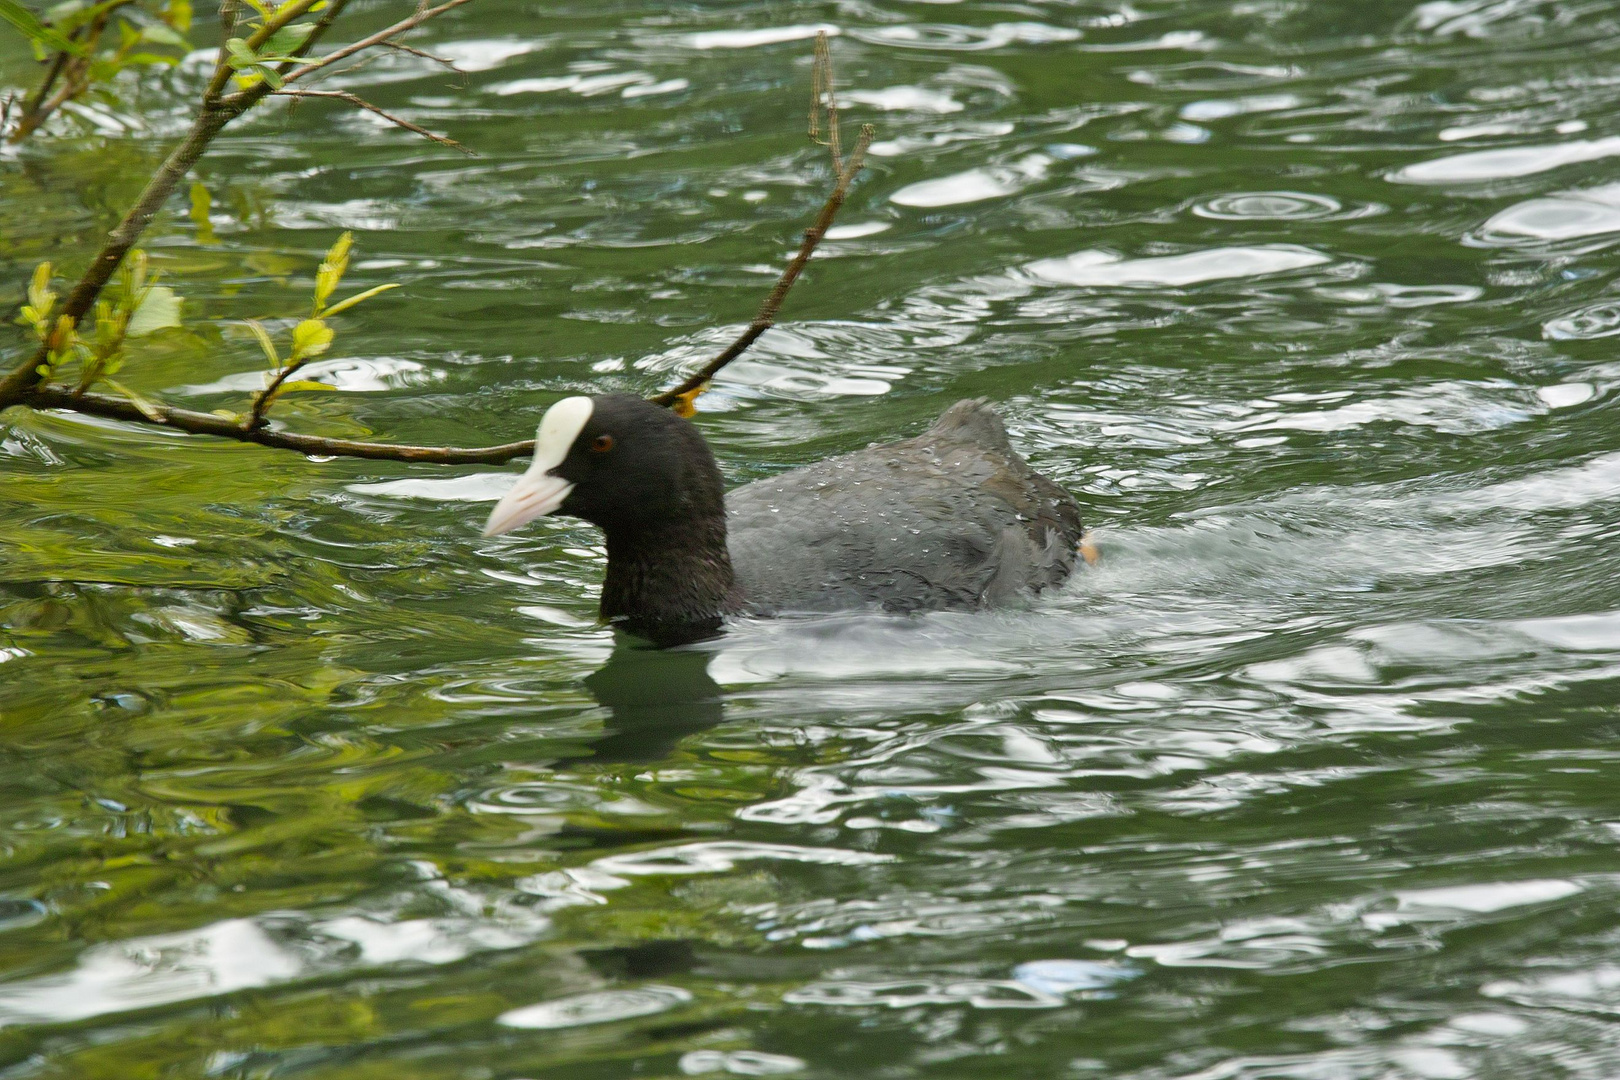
[590,434,615,453]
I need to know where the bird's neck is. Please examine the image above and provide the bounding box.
[599,513,736,646]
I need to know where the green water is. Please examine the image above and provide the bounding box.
[4,1,1620,1076]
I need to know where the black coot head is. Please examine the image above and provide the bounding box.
[483,393,724,538]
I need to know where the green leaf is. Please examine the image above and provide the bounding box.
[289,317,333,359]
[48,313,75,354]
[162,0,190,33]
[313,231,353,312]
[56,0,123,32]
[105,379,167,422]
[322,230,353,272]
[264,20,312,55]
[224,36,256,68]
[244,319,281,368]
[138,22,185,46]
[27,261,55,314]
[189,181,215,244]
[274,379,336,393]
[0,0,87,55]
[320,282,398,318]
[126,285,181,336]
[119,248,148,300]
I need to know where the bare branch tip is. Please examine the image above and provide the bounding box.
[650,35,871,411]
[381,39,464,73]
[272,88,475,156]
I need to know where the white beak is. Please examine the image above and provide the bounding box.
[482,472,575,537]
[481,395,594,538]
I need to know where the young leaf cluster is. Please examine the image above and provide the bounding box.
[222,0,323,90]
[2,0,193,141]
[14,251,182,403]
[245,230,397,423]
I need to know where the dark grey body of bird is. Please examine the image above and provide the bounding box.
[727,399,1083,615]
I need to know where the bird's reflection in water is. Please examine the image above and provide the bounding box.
[581,639,724,762]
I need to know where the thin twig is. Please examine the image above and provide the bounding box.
[209,0,241,98]
[808,31,841,173]
[272,88,474,154]
[7,4,134,143]
[380,39,463,72]
[649,123,874,408]
[276,0,479,89]
[25,49,72,115]
[245,360,303,431]
[21,385,535,464]
[20,67,86,137]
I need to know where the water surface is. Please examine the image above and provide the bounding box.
[3,1,1620,1077]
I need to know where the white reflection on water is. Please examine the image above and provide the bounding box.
[891,155,1051,207]
[679,1050,806,1075]
[784,978,1062,1009]
[179,355,435,395]
[349,472,516,502]
[1024,245,1330,287]
[0,874,550,1027]
[849,22,1080,51]
[844,86,964,114]
[498,985,692,1029]
[1390,137,1620,183]
[1477,182,1620,243]
[680,24,839,50]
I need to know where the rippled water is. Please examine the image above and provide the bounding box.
[4,2,1620,1077]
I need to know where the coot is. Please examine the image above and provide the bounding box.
[484,394,1084,645]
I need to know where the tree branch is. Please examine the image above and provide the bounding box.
[6,4,134,143]
[245,359,303,432]
[808,30,842,174]
[20,384,535,464]
[202,0,323,103]
[379,39,463,72]
[649,123,874,408]
[1,28,869,473]
[0,105,233,406]
[272,88,474,155]
[0,0,399,409]
[276,0,478,89]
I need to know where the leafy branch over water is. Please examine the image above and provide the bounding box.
[0,17,870,465]
[1,0,194,142]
